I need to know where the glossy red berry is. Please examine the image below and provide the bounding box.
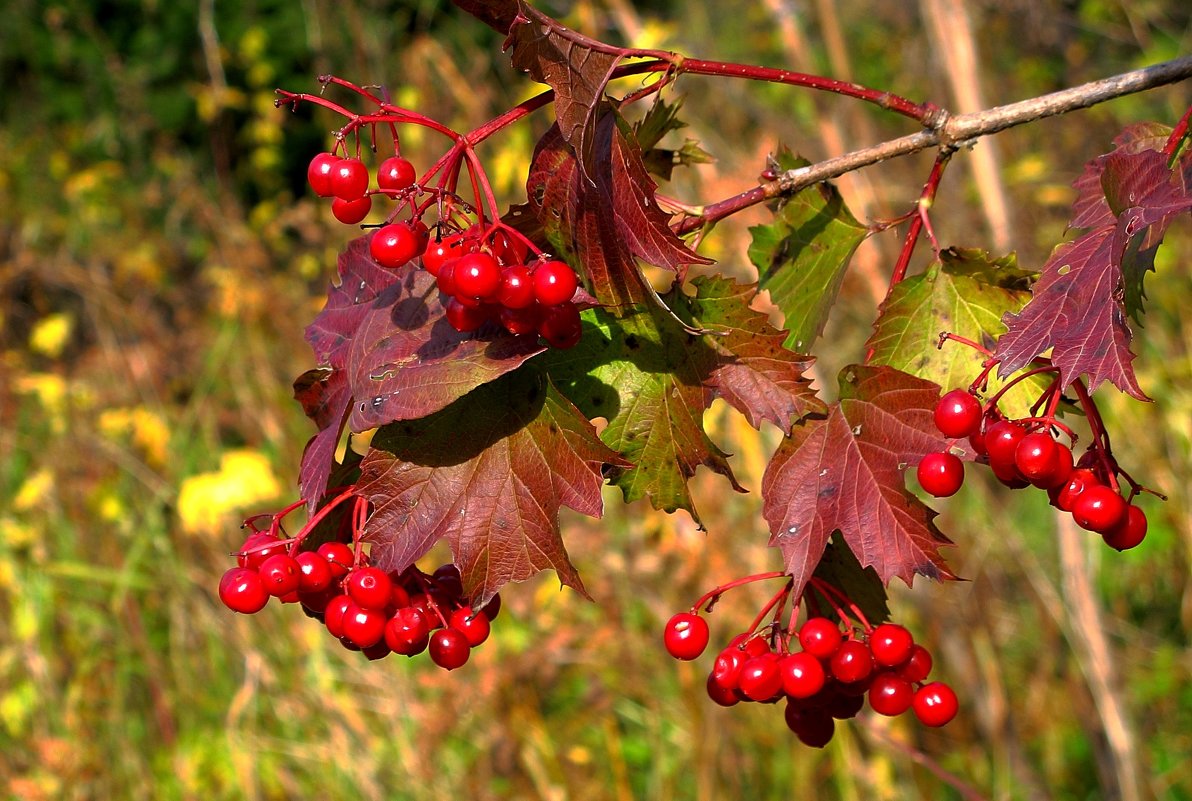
[1073,484,1128,533]
[377,156,416,191]
[295,551,333,593]
[449,606,491,647]
[237,532,286,571]
[219,567,270,614]
[1102,504,1147,551]
[729,632,771,658]
[829,640,873,684]
[453,252,502,300]
[785,704,835,748]
[385,607,431,655]
[317,541,354,578]
[343,604,387,648]
[913,681,959,727]
[497,305,540,337]
[711,647,747,689]
[480,593,502,621]
[371,223,424,269]
[307,152,341,197]
[780,652,826,699]
[532,260,579,306]
[429,627,471,670]
[444,296,492,333]
[664,612,710,661]
[934,390,982,438]
[985,420,1027,467]
[258,554,301,597]
[868,673,915,716]
[1052,468,1100,512]
[1014,432,1061,483]
[1040,441,1075,490]
[331,194,372,224]
[917,452,964,497]
[706,673,740,706]
[798,617,843,660]
[738,655,783,701]
[537,302,582,349]
[825,690,866,720]
[423,234,475,276]
[323,595,354,639]
[497,264,536,309]
[869,623,914,667]
[346,566,393,610]
[897,644,933,683]
[330,158,369,200]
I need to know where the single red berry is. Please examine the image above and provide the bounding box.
[897,644,933,683]
[497,305,541,337]
[738,655,783,701]
[377,156,416,191]
[916,452,964,497]
[729,632,772,658]
[324,595,355,639]
[386,577,411,612]
[331,194,372,224]
[295,551,333,593]
[934,390,982,438]
[706,673,740,707]
[481,593,502,621]
[298,588,334,616]
[317,541,354,578]
[1052,468,1101,512]
[237,532,285,570]
[780,652,826,699]
[258,554,301,597]
[869,673,915,716]
[825,690,866,720]
[436,259,459,296]
[219,567,270,614]
[532,260,579,306]
[449,606,491,647]
[829,640,874,684]
[429,627,471,670]
[423,234,475,276]
[664,612,710,661]
[869,623,914,667]
[785,704,835,748]
[453,252,502,300]
[985,420,1027,467]
[330,157,370,200]
[1014,432,1061,483]
[362,641,391,661]
[711,647,747,689]
[346,566,393,610]
[1102,504,1147,551]
[307,152,341,197]
[991,454,1029,488]
[444,296,492,333]
[798,617,843,660]
[913,681,959,727]
[537,302,582,349]
[1034,441,1075,490]
[343,604,387,648]
[489,230,529,266]
[1073,484,1128,533]
[385,607,431,655]
[497,264,536,309]
[370,223,423,269]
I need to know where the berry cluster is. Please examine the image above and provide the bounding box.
[663,573,958,747]
[919,383,1148,551]
[217,492,498,669]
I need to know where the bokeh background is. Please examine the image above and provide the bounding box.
[1,1,1190,799]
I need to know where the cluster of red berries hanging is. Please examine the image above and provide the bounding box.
[217,489,498,670]
[663,572,958,747]
[917,341,1154,552]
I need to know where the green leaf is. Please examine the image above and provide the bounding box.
[749,151,868,351]
[807,533,890,627]
[866,247,1044,419]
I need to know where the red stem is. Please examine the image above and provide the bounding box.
[807,577,871,632]
[690,570,789,613]
[1163,104,1192,158]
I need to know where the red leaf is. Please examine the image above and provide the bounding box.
[356,369,627,607]
[1069,123,1171,230]
[450,0,519,33]
[761,365,954,602]
[293,367,351,511]
[305,236,401,370]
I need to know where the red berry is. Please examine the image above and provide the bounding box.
[711,647,747,689]
[934,390,982,438]
[868,673,915,716]
[362,641,391,661]
[664,612,710,661]
[729,632,771,658]
[829,640,873,684]
[1102,504,1147,551]
[991,453,1029,488]
[307,152,341,197]
[444,296,492,333]
[897,644,933,683]
[331,195,372,224]
[481,593,502,621]
[429,627,471,670]
[330,158,370,200]
[346,566,393,610]
[537,302,582,349]
[497,305,541,337]
[798,617,843,660]
[219,567,270,614]
[780,652,826,699]
[532,260,579,306]
[258,554,301,597]
[913,681,959,727]
[386,577,411,611]
[299,588,334,615]
[869,623,914,667]
[489,230,529,266]
[985,420,1027,467]
[295,551,333,593]
[825,690,866,720]
[343,604,387,648]
[1073,484,1128,533]
[324,595,354,639]
[497,264,536,309]
[1039,441,1075,490]
[1014,432,1061,483]
[785,703,835,748]
[385,607,431,655]
[453,252,502,300]
[706,673,740,707]
[1052,468,1100,512]
[449,606,491,647]
[738,655,783,701]
[423,234,475,276]
[916,452,964,497]
[237,532,285,570]
[377,156,416,191]
[370,223,424,269]
[317,541,354,578]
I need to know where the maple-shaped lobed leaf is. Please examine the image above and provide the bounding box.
[293,366,351,513]
[866,247,1046,420]
[450,0,519,34]
[633,98,714,181]
[749,149,869,352]
[355,367,626,608]
[761,364,955,603]
[1069,123,1173,230]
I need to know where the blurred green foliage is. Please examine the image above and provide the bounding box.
[1,1,1190,799]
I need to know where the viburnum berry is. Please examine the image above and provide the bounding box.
[784,704,835,748]
[429,627,471,670]
[385,607,431,656]
[258,554,301,597]
[1051,468,1100,512]
[343,604,387,648]
[423,233,475,276]
[449,606,491,647]
[916,452,964,497]
[307,152,341,197]
[537,302,582,349]
[331,194,372,224]
[480,593,502,621]
[824,690,865,720]
[532,260,579,306]
[798,617,843,660]
[779,652,826,699]
[934,389,982,438]
[869,623,914,667]
[489,230,529,266]
[323,595,355,639]
[991,454,1029,489]
[1014,432,1061,484]
[829,640,873,684]
[497,305,540,337]
[317,541,354,578]
[237,532,286,571]
[706,673,740,707]
[377,156,417,191]
[370,223,425,269]
[868,673,914,716]
[897,644,933,683]
[664,612,710,661]
[219,567,270,614]
[738,655,783,701]
[985,420,1027,467]
[453,252,502,299]
[330,157,370,200]
[1102,504,1147,551]
[497,264,536,309]
[295,550,334,593]
[711,647,747,689]
[913,681,959,727]
[1073,484,1128,533]
[444,296,492,332]
[729,632,772,658]
[346,566,393,610]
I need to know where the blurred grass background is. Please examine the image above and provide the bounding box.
[0,1,1190,799]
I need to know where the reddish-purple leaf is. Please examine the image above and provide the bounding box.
[1069,124,1171,230]
[293,366,351,511]
[761,365,955,602]
[305,236,401,369]
[356,369,627,607]
[450,0,519,33]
